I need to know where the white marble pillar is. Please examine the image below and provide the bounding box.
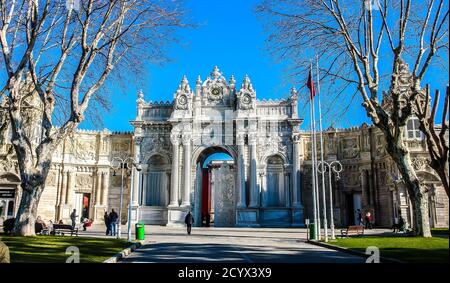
[237,135,246,208]
[132,138,142,206]
[285,171,290,207]
[182,134,191,207]
[141,172,148,206]
[249,134,259,208]
[259,171,266,207]
[101,171,110,206]
[292,134,302,207]
[59,170,67,206]
[194,164,202,226]
[169,135,180,207]
[95,170,102,205]
[65,171,75,205]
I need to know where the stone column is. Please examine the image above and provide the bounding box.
[132,138,142,206]
[182,134,192,207]
[101,171,110,206]
[169,134,180,207]
[132,168,140,206]
[285,171,290,207]
[141,172,148,206]
[237,134,246,208]
[95,170,102,205]
[57,170,68,220]
[292,133,302,207]
[59,170,67,206]
[259,171,266,207]
[65,171,75,205]
[249,134,259,208]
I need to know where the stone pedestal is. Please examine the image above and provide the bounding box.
[94,205,107,223]
[291,208,305,227]
[167,207,189,227]
[235,208,260,227]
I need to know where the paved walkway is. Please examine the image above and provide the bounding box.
[117,226,366,263]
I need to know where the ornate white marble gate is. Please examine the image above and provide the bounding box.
[131,67,304,227]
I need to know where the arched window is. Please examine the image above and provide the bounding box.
[406,117,423,140]
[264,155,286,207]
[145,155,169,206]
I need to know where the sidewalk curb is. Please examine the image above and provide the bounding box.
[306,240,405,263]
[103,241,143,263]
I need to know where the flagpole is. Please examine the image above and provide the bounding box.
[316,55,328,242]
[309,63,318,241]
[312,87,321,241]
[310,62,321,240]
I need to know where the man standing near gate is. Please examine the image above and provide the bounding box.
[184,211,194,235]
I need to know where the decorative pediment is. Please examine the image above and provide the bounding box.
[201,66,231,105]
[174,76,193,111]
[237,75,256,110]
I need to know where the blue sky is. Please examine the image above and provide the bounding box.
[75,0,447,132]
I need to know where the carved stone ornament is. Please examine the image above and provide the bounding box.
[342,138,360,159]
[0,157,18,173]
[239,92,253,110]
[261,134,287,160]
[175,94,189,110]
[75,140,96,160]
[344,172,360,187]
[412,157,429,171]
[76,174,93,188]
[142,135,169,153]
[46,171,57,186]
[237,75,256,110]
[209,86,223,102]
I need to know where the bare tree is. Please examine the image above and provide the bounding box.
[416,85,449,196]
[0,0,188,236]
[256,0,449,237]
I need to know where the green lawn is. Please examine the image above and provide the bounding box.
[331,234,449,263]
[0,234,130,263]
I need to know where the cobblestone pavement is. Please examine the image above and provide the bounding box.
[117,226,366,263]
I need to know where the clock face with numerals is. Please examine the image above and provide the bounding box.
[209,87,223,101]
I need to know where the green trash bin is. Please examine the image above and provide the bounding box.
[309,223,317,240]
[135,222,145,240]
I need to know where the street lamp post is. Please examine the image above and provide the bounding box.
[127,162,142,242]
[111,156,141,240]
[317,160,343,240]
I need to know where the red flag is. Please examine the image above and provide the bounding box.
[307,69,316,100]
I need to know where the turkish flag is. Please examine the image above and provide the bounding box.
[307,69,316,100]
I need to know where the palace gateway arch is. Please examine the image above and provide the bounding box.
[130,67,304,227]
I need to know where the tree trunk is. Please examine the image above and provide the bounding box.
[387,141,432,237]
[409,186,432,237]
[13,182,45,236]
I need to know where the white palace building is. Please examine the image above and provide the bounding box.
[0,67,448,229]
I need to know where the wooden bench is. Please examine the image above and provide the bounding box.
[340,225,364,237]
[52,224,78,236]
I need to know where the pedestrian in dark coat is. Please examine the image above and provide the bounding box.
[109,209,119,236]
[104,211,110,235]
[184,211,194,235]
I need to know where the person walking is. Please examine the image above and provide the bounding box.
[184,211,194,235]
[356,209,363,226]
[365,211,373,229]
[109,209,118,236]
[70,209,78,231]
[104,211,111,236]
